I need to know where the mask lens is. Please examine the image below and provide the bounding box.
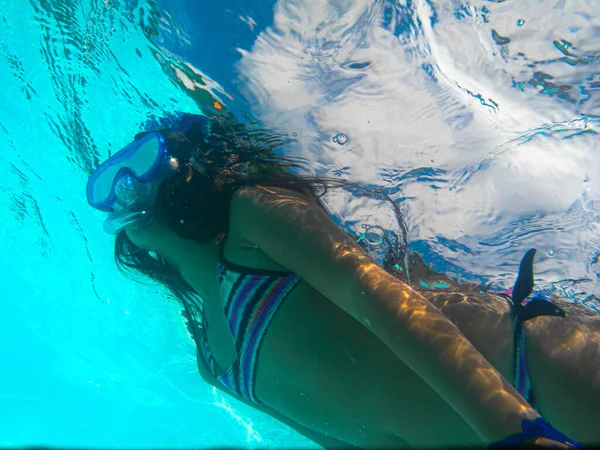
[102,174,159,234]
[113,175,152,206]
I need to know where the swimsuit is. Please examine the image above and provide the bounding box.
[185,236,301,404]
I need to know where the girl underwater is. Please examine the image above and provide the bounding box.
[87,113,599,448]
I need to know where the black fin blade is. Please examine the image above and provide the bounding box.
[524,297,566,319]
[512,248,537,305]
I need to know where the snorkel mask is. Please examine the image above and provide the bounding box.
[86,132,180,234]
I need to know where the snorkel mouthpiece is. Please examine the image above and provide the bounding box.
[103,209,151,235]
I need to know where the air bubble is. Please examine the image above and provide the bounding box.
[332,132,349,145]
[516,19,525,27]
[548,250,555,256]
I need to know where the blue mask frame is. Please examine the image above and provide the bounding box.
[86,132,170,211]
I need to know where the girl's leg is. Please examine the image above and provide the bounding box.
[422,284,600,443]
[410,253,599,441]
[525,303,600,443]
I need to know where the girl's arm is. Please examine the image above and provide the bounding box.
[229,186,538,444]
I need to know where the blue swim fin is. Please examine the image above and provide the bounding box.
[509,249,565,321]
[524,296,565,318]
[512,248,536,305]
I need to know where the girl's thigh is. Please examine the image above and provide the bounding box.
[526,304,600,443]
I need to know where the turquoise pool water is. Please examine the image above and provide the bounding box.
[1,0,598,447]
